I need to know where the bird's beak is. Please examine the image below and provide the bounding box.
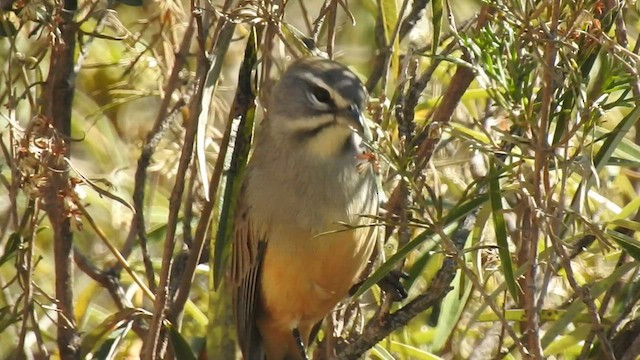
[340,104,366,136]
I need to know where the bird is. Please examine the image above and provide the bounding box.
[229,57,379,360]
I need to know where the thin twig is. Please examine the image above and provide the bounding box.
[125,16,196,291]
[143,11,237,359]
[578,251,628,359]
[399,0,429,40]
[326,0,337,58]
[74,248,131,310]
[549,230,616,360]
[167,19,238,324]
[78,202,155,301]
[16,203,36,360]
[311,0,332,42]
[338,212,478,358]
[298,0,313,36]
[379,0,410,93]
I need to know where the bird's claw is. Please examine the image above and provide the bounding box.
[377,270,409,302]
[349,270,409,301]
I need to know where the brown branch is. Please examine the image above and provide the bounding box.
[385,4,494,225]
[311,0,332,43]
[518,207,542,358]
[383,49,475,224]
[74,248,130,310]
[577,251,626,360]
[168,20,246,324]
[518,0,559,356]
[40,0,80,358]
[336,211,476,359]
[123,16,197,291]
[297,0,314,35]
[413,60,474,170]
[326,0,337,58]
[549,229,615,360]
[73,245,149,341]
[141,17,201,359]
[337,4,497,358]
[399,0,429,40]
[143,10,237,357]
[365,12,388,92]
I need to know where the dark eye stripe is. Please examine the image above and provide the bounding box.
[309,84,336,108]
[311,85,332,104]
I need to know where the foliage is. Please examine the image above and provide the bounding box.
[1,0,640,359]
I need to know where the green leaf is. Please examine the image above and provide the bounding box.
[352,193,487,298]
[80,308,151,358]
[612,196,640,221]
[371,343,395,360]
[388,340,444,359]
[541,261,637,347]
[488,159,518,300]
[115,0,143,6]
[0,233,20,267]
[380,0,399,89]
[212,27,258,288]
[379,0,397,47]
[431,265,471,351]
[606,219,640,233]
[593,106,640,173]
[167,324,197,360]
[608,229,640,262]
[281,22,321,57]
[565,105,640,218]
[196,22,237,202]
[544,326,591,357]
[0,15,17,37]
[431,0,443,54]
[477,309,595,323]
[592,124,640,166]
[404,243,435,292]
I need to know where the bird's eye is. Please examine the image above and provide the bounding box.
[309,85,333,106]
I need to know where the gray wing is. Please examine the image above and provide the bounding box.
[230,183,267,360]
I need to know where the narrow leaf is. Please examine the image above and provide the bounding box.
[431,0,443,54]
[488,159,518,300]
[212,28,258,288]
[167,325,197,360]
[352,194,487,298]
[541,261,637,347]
[196,22,237,201]
[608,229,640,262]
[0,233,20,267]
[115,0,143,6]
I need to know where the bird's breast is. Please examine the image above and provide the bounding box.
[259,222,375,326]
[246,145,378,323]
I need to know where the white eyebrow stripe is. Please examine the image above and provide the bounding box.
[298,73,350,109]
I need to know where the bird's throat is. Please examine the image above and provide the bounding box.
[303,125,360,159]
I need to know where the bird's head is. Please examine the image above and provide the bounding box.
[267,57,369,158]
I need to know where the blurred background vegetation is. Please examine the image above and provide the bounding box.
[2,0,640,359]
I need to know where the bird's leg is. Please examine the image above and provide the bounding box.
[377,270,410,301]
[349,270,409,301]
[292,328,309,360]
